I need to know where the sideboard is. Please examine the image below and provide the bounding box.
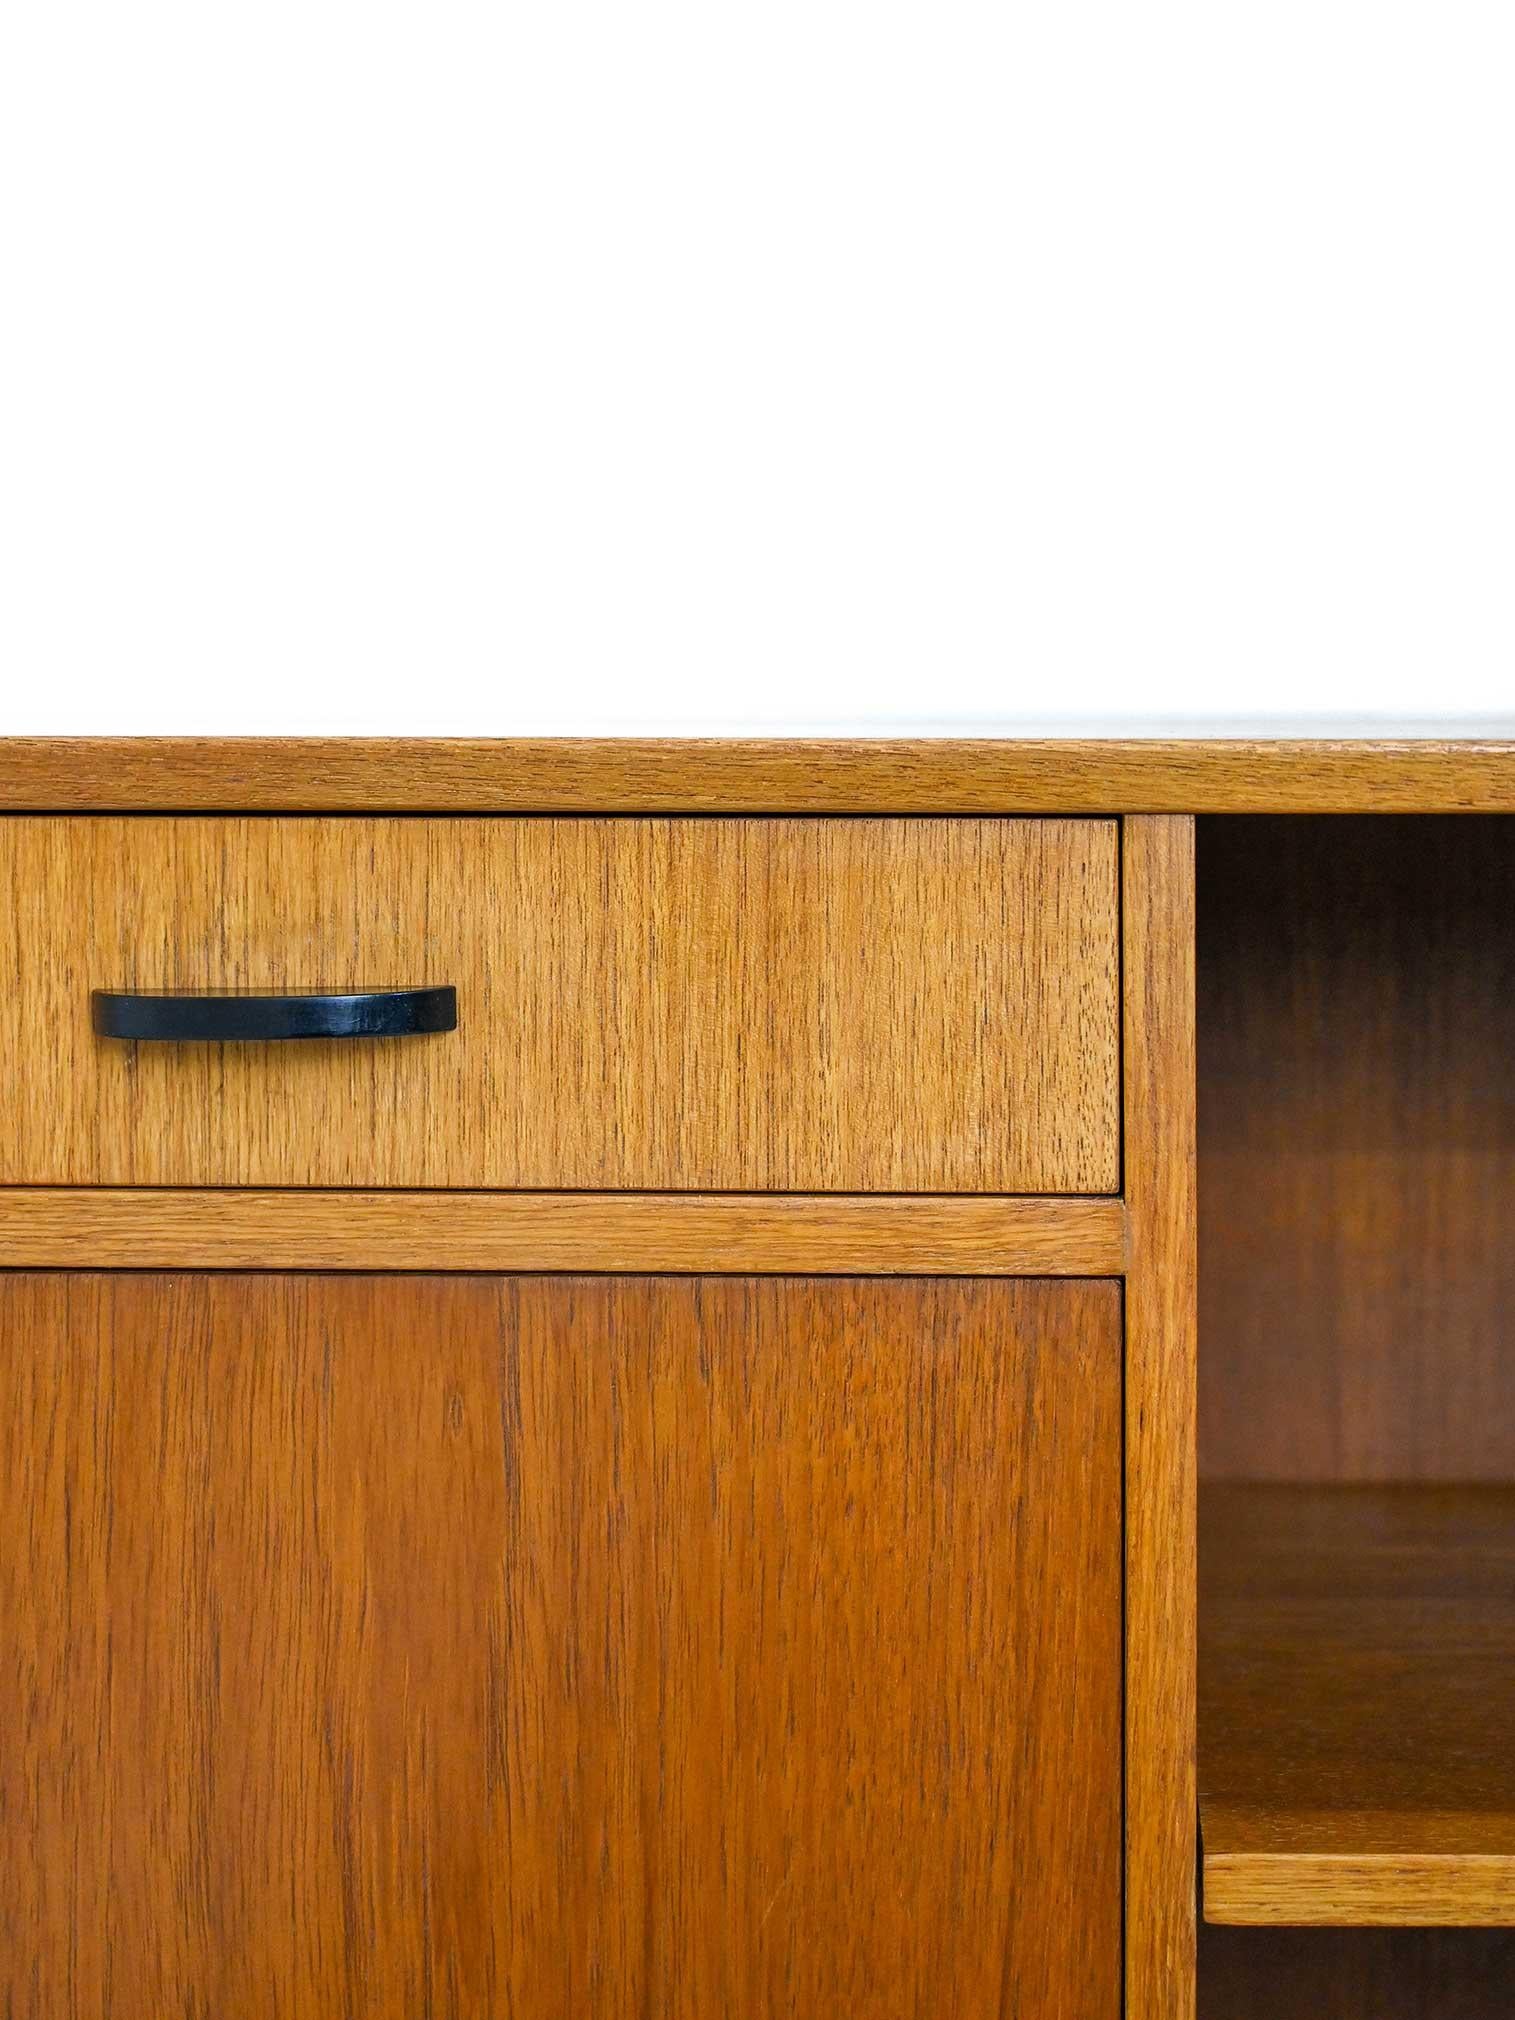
[3,736,1512,2018]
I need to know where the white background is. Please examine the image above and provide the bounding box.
[1,1,1511,735]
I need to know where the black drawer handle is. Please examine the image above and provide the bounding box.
[92,986,457,1042]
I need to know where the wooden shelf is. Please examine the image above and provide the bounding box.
[1200,1483,1515,1927]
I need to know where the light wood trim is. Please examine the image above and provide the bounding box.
[0,1189,1127,1274]
[1123,817,1198,2019]
[1204,1856,1515,1928]
[0,736,1512,812]
[1201,1484,1515,1929]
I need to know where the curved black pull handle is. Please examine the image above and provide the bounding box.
[92,986,457,1042]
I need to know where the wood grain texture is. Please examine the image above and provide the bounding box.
[1198,1924,1515,2018]
[0,1187,1127,1273]
[0,1271,1121,2020]
[1200,1484,1515,1927]
[1,735,1514,811]
[0,814,1119,1193]
[1199,816,1515,1481]
[1123,816,1200,2020]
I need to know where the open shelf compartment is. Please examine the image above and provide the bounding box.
[1197,814,1515,2013]
[1200,1481,1515,1927]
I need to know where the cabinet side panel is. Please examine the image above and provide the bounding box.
[1124,815,1199,2020]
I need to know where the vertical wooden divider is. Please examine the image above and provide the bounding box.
[1123,815,1198,2020]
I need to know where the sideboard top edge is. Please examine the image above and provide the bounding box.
[1,736,1514,813]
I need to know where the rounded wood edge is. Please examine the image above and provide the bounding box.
[1201,1844,1515,1929]
[0,737,1513,812]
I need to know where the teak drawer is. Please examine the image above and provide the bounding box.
[0,814,1120,1192]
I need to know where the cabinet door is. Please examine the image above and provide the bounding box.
[1,1273,1120,2020]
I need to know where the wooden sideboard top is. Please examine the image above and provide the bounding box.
[0,736,1513,812]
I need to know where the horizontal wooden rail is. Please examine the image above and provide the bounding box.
[0,1189,1127,1275]
[0,736,1511,812]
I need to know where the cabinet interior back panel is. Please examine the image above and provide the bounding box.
[1199,814,1515,1480]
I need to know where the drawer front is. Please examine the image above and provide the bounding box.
[0,1271,1121,2020]
[0,815,1119,1191]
